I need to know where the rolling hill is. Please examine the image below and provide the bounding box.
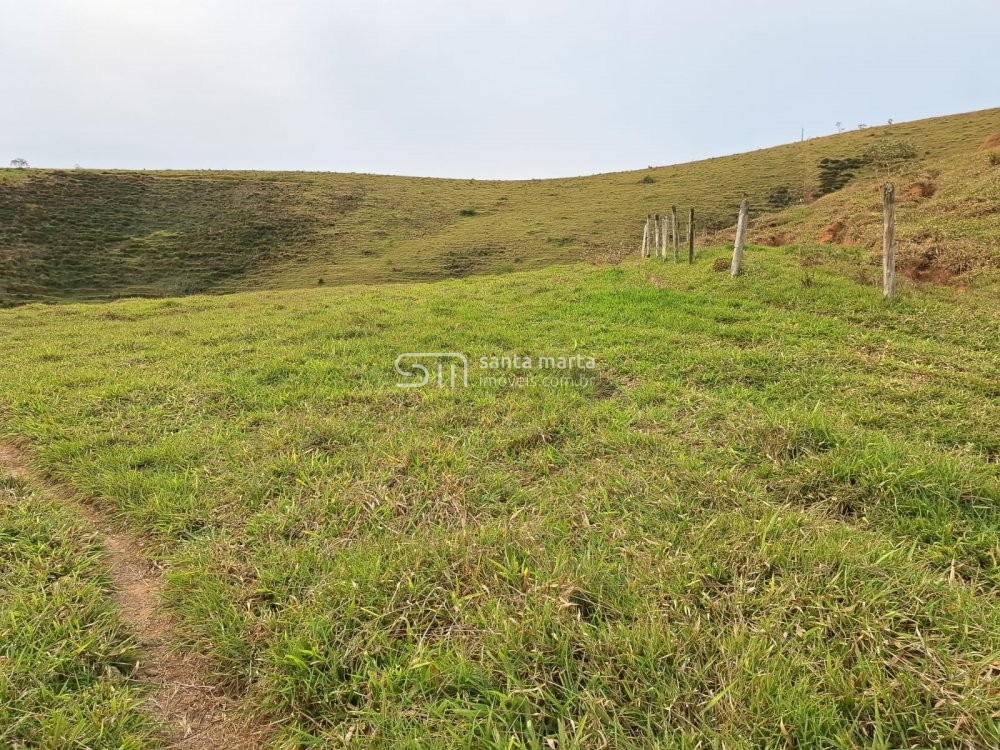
[2,108,998,306]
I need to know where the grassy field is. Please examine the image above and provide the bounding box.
[1,248,998,748]
[2,108,998,306]
[0,470,154,748]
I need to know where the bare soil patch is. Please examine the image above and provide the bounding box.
[906,182,936,199]
[900,260,963,289]
[978,133,1000,151]
[817,221,846,244]
[759,232,794,247]
[896,248,967,290]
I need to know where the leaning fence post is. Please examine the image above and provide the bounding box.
[883,184,896,298]
[688,208,695,263]
[731,198,749,277]
[671,206,679,262]
[641,216,650,258]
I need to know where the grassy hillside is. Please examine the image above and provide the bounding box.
[1,252,997,747]
[2,108,998,305]
[746,138,1000,280]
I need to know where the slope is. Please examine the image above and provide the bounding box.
[745,134,1000,280]
[1,108,998,305]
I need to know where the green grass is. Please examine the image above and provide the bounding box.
[2,108,998,306]
[0,249,997,748]
[0,471,155,749]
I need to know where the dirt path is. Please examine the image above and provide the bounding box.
[0,441,268,750]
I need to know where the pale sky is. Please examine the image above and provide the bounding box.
[2,0,997,179]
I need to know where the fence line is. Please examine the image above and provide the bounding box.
[638,188,899,299]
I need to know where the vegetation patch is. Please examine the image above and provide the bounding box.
[0,171,320,305]
[767,184,796,209]
[816,156,868,195]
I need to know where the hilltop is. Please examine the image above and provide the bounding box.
[2,108,998,305]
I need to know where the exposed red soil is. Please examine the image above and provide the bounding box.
[817,221,846,244]
[898,249,966,290]
[978,133,1000,151]
[759,232,794,247]
[906,182,936,199]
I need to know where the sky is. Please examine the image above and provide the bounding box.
[2,0,997,179]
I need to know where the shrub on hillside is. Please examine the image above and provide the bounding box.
[862,138,918,178]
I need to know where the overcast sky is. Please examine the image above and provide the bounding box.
[2,0,996,179]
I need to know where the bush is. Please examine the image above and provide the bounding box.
[862,138,917,176]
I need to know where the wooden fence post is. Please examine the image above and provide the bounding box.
[731,198,749,277]
[641,216,649,258]
[648,214,654,258]
[688,208,695,263]
[653,213,661,258]
[661,214,669,258]
[671,206,678,262]
[883,184,895,298]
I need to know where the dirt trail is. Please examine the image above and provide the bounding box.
[0,441,268,750]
